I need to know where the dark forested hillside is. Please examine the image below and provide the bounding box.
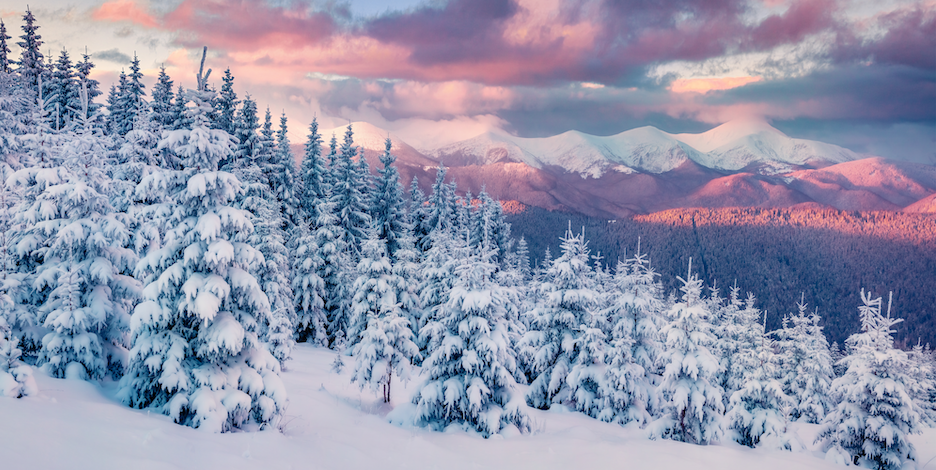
[507,205,936,347]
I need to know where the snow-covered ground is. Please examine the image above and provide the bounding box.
[2,344,934,470]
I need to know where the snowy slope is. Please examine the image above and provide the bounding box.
[428,120,863,177]
[672,120,863,172]
[2,345,934,470]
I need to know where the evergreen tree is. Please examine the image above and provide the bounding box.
[416,165,456,252]
[650,259,724,445]
[350,227,419,402]
[298,117,326,220]
[329,124,370,257]
[228,95,261,171]
[817,290,921,469]
[316,198,352,348]
[725,293,801,450]
[273,112,299,227]
[106,71,127,135]
[370,137,407,260]
[597,246,664,426]
[74,50,102,116]
[169,85,188,131]
[410,233,529,437]
[776,295,834,424]
[112,54,146,136]
[0,20,11,74]
[46,49,78,130]
[117,62,285,432]
[18,86,140,380]
[16,9,44,94]
[150,66,175,130]
[214,68,238,137]
[291,220,326,345]
[518,226,600,410]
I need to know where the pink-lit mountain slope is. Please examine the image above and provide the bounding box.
[311,121,933,217]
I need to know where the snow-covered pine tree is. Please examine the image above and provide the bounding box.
[907,340,936,426]
[0,20,11,74]
[597,244,664,426]
[817,290,920,469]
[518,225,600,410]
[316,197,353,349]
[650,259,724,445]
[298,117,326,221]
[169,85,189,131]
[371,137,408,261]
[150,66,175,130]
[0,314,37,398]
[112,54,146,136]
[74,50,102,116]
[106,71,127,135]
[16,9,44,94]
[214,68,238,137]
[228,94,262,172]
[348,226,402,346]
[46,49,78,131]
[776,295,834,424]
[350,226,419,402]
[226,97,294,369]
[416,226,457,355]
[410,231,529,437]
[118,56,285,432]
[416,164,456,252]
[723,291,800,450]
[273,112,300,227]
[291,219,326,345]
[20,84,140,380]
[330,124,371,257]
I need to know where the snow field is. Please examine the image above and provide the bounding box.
[3,344,933,470]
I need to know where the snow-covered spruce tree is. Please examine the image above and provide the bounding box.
[45,48,78,131]
[371,137,408,261]
[471,189,511,265]
[74,51,102,117]
[112,54,146,136]
[118,58,285,432]
[907,341,936,427]
[415,164,456,253]
[347,226,406,347]
[330,124,371,257]
[298,116,327,221]
[150,66,175,131]
[20,85,140,380]
[725,295,801,451]
[816,290,920,469]
[597,245,665,426]
[518,225,600,410]
[0,20,11,74]
[350,227,419,402]
[416,226,457,355]
[650,259,724,445]
[317,197,353,348]
[272,112,299,227]
[291,219,326,345]
[16,8,44,94]
[226,96,294,369]
[0,315,37,398]
[775,295,834,424]
[213,68,238,137]
[410,231,529,437]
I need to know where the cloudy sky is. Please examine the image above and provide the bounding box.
[1,0,932,162]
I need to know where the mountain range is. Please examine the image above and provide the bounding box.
[317,120,936,217]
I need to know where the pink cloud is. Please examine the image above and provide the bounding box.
[92,0,158,28]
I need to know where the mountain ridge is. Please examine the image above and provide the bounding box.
[316,120,932,216]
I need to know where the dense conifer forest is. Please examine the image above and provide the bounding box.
[508,205,936,347]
